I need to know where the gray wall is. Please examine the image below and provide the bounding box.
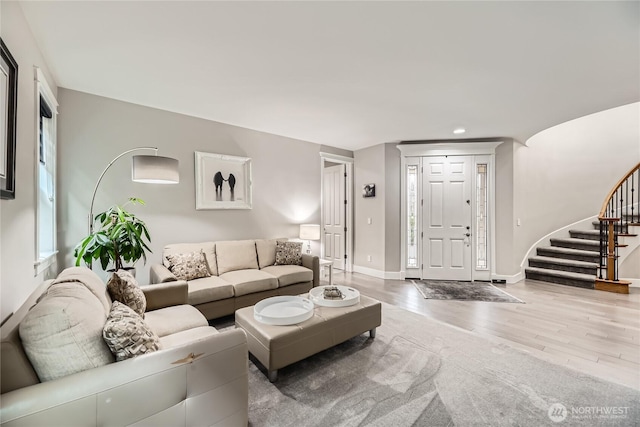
[495,141,516,275]
[353,144,386,270]
[0,2,59,323]
[384,143,401,272]
[619,247,639,280]
[353,143,401,274]
[57,89,327,285]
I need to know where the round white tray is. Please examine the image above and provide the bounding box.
[253,296,315,325]
[309,285,360,307]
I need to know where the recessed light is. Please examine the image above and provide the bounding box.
[453,127,466,135]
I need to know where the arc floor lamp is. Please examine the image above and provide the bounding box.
[88,147,179,233]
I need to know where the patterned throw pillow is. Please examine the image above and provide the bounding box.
[166,250,211,281]
[275,241,303,266]
[103,301,161,362]
[107,270,146,317]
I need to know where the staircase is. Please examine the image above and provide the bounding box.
[525,215,638,289]
[525,226,600,289]
[525,163,640,291]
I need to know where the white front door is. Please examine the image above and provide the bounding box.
[422,156,472,280]
[323,164,346,270]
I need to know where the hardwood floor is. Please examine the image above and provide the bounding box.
[330,272,640,390]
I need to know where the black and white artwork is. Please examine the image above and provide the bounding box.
[363,183,375,198]
[195,152,252,209]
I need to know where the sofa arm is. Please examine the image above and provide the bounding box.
[142,280,188,311]
[150,263,178,284]
[302,254,320,287]
[0,328,248,427]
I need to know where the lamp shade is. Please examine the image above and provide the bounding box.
[132,155,180,184]
[299,224,321,240]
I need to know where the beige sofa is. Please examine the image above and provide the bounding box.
[0,267,248,427]
[150,239,320,320]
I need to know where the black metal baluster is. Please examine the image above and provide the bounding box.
[598,220,604,280]
[618,189,622,234]
[614,231,619,281]
[633,170,637,224]
[624,180,628,233]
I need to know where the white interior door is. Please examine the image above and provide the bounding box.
[422,156,472,280]
[323,164,346,270]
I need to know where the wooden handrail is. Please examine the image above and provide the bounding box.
[598,162,640,219]
[597,162,639,288]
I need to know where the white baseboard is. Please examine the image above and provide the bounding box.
[492,272,523,285]
[352,265,403,280]
[621,277,640,288]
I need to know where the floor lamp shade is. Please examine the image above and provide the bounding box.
[132,155,180,184]
[88,147,180,235]
[299,224,321,240]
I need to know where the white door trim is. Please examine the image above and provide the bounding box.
[320,152,354,272]
[398,141,503,281]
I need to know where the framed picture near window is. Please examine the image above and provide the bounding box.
[0,38,18,200]
[194,151,252,210]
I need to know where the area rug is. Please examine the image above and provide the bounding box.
[215,303,639,426]
[412,280,524,303]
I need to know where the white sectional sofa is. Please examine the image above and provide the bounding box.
[0,267,248,427]
[150,238,320,320]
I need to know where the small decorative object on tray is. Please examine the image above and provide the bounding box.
[254,296,314,326]
[323,286,345,300]
[309,285,360,307]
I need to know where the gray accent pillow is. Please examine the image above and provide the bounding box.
[163,242,217,276]
[275,241,303,266]
[166,250,211,281]
[107,270,146,317]
[103,302,161,362]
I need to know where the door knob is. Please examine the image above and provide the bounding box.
[464,233,471,237]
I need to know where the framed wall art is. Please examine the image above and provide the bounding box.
[363,183,375,198]
[195,151,252,210]
[1,38,18,200]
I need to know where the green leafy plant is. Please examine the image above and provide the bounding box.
[74,198,152,271]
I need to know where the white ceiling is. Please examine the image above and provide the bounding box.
[18,1,640,151]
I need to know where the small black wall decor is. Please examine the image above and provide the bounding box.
[363,183,375,198]
[1,38,18,200]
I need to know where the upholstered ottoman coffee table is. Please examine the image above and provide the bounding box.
[235,294,381,382]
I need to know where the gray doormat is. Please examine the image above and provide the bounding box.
[413,280,524,303]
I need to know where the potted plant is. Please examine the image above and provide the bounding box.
[74,197,152,272]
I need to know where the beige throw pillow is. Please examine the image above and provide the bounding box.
[166,250,211,281]
[216,240,259,274]
[256,238,288,268]
[107,270,146,317]
[103,302,161,362]
[19,281,114,382]
[275,241,303,266]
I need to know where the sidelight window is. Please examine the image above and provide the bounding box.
[407,165,418,268]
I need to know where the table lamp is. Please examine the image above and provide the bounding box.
[299,224,321,254]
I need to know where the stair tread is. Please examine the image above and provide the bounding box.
[551,237,599,245]
[569,229,600,235]
[539,246,599,256]
[524,267,595,281]
[528,256,598,268]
